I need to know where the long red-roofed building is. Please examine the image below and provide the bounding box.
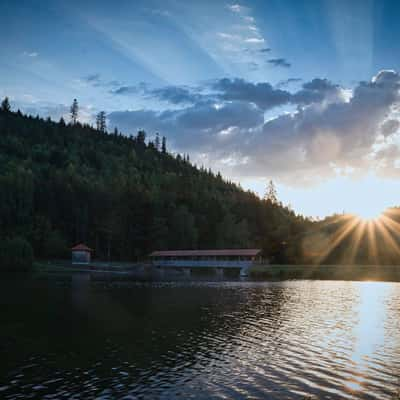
[149,249,261,273]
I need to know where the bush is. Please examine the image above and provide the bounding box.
[0,237,34,272]
[43,230,69,259]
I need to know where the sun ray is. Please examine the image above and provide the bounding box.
[347,219,366,265]
[315,216,360,264]
[374,218,400,258]
[366,220,379,264]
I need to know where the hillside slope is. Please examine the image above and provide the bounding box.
[0,108,310,261]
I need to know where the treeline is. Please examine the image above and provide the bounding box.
[289,210,400,265]
[0,101,310,264]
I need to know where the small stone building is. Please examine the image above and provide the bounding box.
[71,243,93,264]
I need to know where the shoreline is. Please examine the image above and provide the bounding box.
[31,261,400,283]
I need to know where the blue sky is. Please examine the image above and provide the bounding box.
[1,0,400,217]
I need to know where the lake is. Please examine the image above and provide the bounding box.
[0,275,399,399]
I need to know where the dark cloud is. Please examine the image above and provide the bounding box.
[259,48,271,53]
[105,70,400,184]
[108,101,263,150]
[111,85,140,95]
[381,119,400,137]
[212,78,291,110]
[110,82,148,95]
[292,78,342,105]
[149,86,202,105]
[83,73,101,83]
[234,70,400,183]
[268,58,291,68]
[276,78,302,88]
[82,73,123,89]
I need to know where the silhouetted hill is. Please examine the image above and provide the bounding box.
[0,107,309,261]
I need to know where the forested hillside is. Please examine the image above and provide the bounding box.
[0,103,310,262]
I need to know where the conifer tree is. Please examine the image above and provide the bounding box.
[155,132,160,151]
[1,97,11,112]
[137,130,146,145]
[70,99,79,124]
[96,111,106,132]
[264,179,278,204]
[161,136,167,153]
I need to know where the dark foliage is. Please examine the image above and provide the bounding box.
[0,107,310,261]
[0,236,33,271]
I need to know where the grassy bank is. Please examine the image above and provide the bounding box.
[250,264,400,282]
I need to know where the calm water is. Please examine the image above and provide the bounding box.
[1,275,400,399]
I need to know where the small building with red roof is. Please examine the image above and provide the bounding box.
[71,243,93,264]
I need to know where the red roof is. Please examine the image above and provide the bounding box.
[149,249,261,257]
[71,243,93,252]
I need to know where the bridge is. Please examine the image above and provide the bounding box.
[149,249,262,276]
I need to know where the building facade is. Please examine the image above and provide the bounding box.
[149,249,261,269]
[71,243,93,264]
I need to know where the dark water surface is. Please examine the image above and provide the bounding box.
[1,275,400,399]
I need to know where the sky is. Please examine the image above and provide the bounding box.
[1,0,400,218]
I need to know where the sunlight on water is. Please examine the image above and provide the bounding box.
[0,278,399,399]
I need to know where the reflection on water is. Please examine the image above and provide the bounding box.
[0,277,399,399]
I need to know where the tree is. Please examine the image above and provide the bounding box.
[264,179,278,204]
[70,99,79,124]
[155,132,160,151]
[96,111,106,132]
[169,206,198,249]
[1,97,11,112]
[161,136,167,153]
[0,237,34,272]
[137,130,146,146]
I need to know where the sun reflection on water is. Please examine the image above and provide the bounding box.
[346,282,391,394]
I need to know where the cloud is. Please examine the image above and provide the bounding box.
[380,119,400,138]
[212,78,291,110]
[82,73,123,90]
[244,37,264,43]
[268,58,291,68]
[110,82,148,95]
[22,51,38,57]
[107,70,400,186]
[259,48,271,53]
[227,4,244,13]
[276,78,302,88]
[292,78,343,105]
[110,85,139,95]
[149,86,202,105]
[108,101,263,151]
[234,70,400,183]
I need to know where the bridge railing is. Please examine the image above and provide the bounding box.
[152,259,253,268]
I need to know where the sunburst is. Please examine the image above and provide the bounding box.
[307,209,400,265]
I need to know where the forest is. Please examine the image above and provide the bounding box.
[0,98,310,266]
[1,98,400,268]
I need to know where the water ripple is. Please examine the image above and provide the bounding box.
[1,280,400,399]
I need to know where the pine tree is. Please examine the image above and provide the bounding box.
[155,132,160,151]
[96,111,106,132]
[70,99,79,124]
[137,130,146,145]
[264,179,278,204]
[161,136,167,153]
[1,97,11,112]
